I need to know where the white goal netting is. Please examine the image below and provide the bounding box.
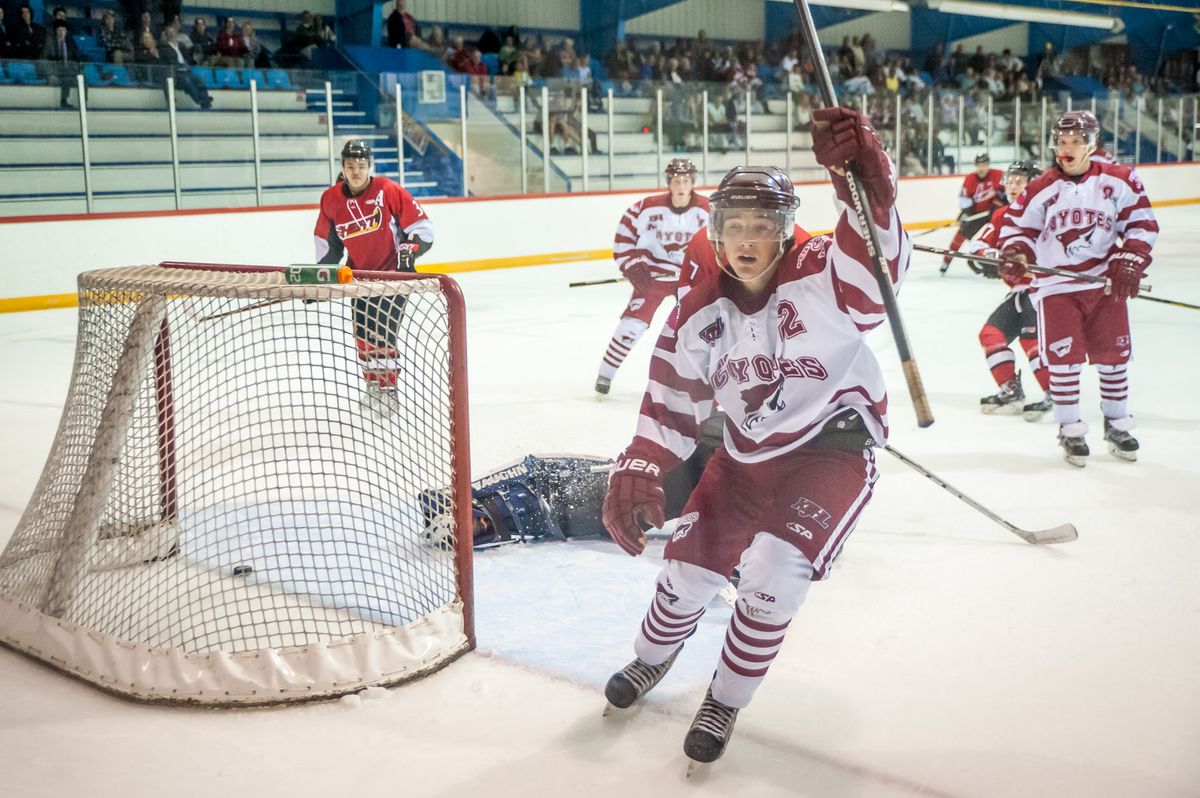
[0,263,473,705]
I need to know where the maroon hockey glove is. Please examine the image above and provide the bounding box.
[1106,249,1150,301]
[811,106,894,211]
[997,247,1029,283]
[622,263,656,293]
[603,453,667,557]
[396,242,421,272]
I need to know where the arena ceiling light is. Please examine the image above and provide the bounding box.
[769,0,911,13]
[927,0,1122,31]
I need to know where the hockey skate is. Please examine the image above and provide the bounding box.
[980,376,1024,415]
[1058,429,1090,468]
[602,647,680,715]
[1104,419,1139,462]
[684,687,740,774]
[939,258,951,275]
[594,376,611,397]
[361,383,402,417]
[1022,396,1052,422]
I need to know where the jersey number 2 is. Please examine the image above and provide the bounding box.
[777,300,807,339]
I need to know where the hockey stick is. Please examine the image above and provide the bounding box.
[916,244,1200,310]
[911,209,990,239]
[882,445,1078,545]
[792,0,934,429]
[569,277,624,288]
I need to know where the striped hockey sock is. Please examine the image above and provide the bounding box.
[1097,364,1129,421]
[710,604,790,710]
[1049,363,1083,426]
[633,590,706,667]
[980,323,1017,385]
[598,317,649,381]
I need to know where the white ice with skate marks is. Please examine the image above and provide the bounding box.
[0,207,1199,795]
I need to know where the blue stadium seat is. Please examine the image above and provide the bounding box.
[0,65,14,85]
[481,53,499,76]
[83,63,112,87]
[265,69,294,90]
[7,62,47,85]
[103,65,139,87]
[74,35,106,64]
[211,68,243,89]
[192,66,216,88]
[243,69,267,89]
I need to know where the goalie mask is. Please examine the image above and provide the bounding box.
[708,166,801,283]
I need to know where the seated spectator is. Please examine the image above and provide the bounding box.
[8,5,44,60]
[386,0,420,49]
[132,29,160,85]
[160,25,213,109]
[512,54,531,88]
[168,16,193,52]
[793,90,813,132]
[289,10,326,60]
[214,17,247,67]
[477,27,499,54]
[98,10,133,65]
[242,23,269,69]
[462,48,490,97]
[190,17,214,65]
[132,10,158,47]
[498,35,518,75]
[39,20,81,108]
[446,36,471,72]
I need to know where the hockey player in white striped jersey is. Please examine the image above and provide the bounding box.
[997,110,1158,466]
[595,159,710,396]
[600,106,910,766]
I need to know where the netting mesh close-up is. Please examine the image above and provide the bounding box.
[0,264,472,705]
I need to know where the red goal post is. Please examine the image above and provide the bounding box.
[0,261,473,705]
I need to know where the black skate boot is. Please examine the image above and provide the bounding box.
[684,688,740,771]
[1104,419,1139,462]
[1022,396,1052,423]
[1058,428,1090,468]
[603,647,680,712]
[594,376,611,397]
[980,376,1025,415]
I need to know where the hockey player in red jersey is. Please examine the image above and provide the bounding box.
[966,160,1052,419]
[941,153,1004,273]
[601,107,910,767]
[313,140,435,401]
[998,111,1158,466]
[595,159,710,396]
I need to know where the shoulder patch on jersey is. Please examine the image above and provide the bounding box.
[698,317,725,345]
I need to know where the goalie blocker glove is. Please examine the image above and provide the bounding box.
[602,445,674,556]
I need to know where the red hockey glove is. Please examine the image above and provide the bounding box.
[997,247,1029,283]
[1106,249,1150,301]
[622,263,656,293]
[602,452,667,557]
[811,106,894,211]
[396,242,421,271]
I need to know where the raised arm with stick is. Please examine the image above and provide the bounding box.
[791,0,934,428]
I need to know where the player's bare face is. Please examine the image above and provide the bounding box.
[1004,174,1028,200]
[343,158,372,194]
[668,175,694,209]
[974,163,990,178]
[719,211,784,291]
[1056,134,1090,176]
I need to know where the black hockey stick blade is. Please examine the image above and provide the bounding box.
[883,445,1078,545]
[569,277,623,288]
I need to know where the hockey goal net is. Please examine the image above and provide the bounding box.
[0,262,473,705]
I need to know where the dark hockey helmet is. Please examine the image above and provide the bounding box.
[1006,160,1040,181]
[1052,110,1100,149]
[664,158,698,179]
[974,152,990,165]
[341,139,373,163]
[708,166,800,254]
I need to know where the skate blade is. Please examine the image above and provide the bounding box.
[1063,453,1088,468]
[981,404,1023,416]
[602,702,617,718]
[1107,442,1138,462]
[1023,410,1049,423]
[686,760,711,778]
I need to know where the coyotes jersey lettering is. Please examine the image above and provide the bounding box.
[314,176,435,270]
[635,191,911,466]
[959,169,1005,215]
[614,192,710,282]
[998,161,1157,301]
[677,225,812,303]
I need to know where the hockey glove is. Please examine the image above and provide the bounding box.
[396,241,421,272]
[1106,248,1150,301]
[622,263,656,293]
[603,452,667,557]
[811,106,894,211]
[997,247,1029,284]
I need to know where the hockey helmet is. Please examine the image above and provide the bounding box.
[1052,110,1100,149]
[341,139,373,163]
[708,166,800,245]
[1006,160,1040,181]
[665,158,698,179]
[974,152,990,165]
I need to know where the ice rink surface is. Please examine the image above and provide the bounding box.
[1,206,1199,797]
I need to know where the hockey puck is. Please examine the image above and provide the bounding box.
[233,565,254,576]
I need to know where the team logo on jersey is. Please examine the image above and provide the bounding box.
[1055,226,1096,257]
[672,511,699,543]
[699,318,725,345]
[655,581,680,605]
[740,378,786,431]
[791,496,833,529]
[1048,336,1073,357]
[335,196,383,241]
[1101,186,1115,201]
[627,298,646,313]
